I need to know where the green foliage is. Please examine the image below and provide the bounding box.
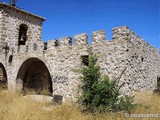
[117,96,135,111]
[78,55,135,113]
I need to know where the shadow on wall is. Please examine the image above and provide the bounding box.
[154,76,160,94]
[16,58,53,96]
[0,63,7,89]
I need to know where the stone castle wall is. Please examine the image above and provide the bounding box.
[0,3,159,102]
[0,26,159,101]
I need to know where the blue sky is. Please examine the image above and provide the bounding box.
[2,0,160,48]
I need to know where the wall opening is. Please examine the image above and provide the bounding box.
[81,55,89,66]
[141,57,144,62]
[8,55,13,63]
[55,40,59,47]
[44,42,47,50]
[157,77,160,91]
[18,24,28,46]
[0,63,7,89]
[16,58,53,96]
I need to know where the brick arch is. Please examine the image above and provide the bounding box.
[16,57,53,95]
[0,63,7,89]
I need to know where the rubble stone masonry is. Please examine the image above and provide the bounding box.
[0,3,159,101]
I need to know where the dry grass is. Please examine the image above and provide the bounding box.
[0,89,160,120]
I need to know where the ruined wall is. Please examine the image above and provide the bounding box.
[3,34,89,101]
[90,28,130,95]
[0,3,159,102]
[0,26,159,101]
[125,27,160,92]
[89,26,160,95]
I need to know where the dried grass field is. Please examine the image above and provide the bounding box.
[0,89,160,120]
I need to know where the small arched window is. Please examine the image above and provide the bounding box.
[18,24,28,45]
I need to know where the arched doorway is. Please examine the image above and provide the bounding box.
[16,58,53,95]
[0,63,7,89]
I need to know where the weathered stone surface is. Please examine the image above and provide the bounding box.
[0,3,160,102]
[92,30,106,43]
[59,37,72,46]
[74,33,88,45]
[23,95,53,102]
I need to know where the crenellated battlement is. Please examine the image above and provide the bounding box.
[7,30,105,54]
[5,26,148,54]
[47,30,107,48]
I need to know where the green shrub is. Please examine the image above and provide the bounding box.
[78,55,135,113]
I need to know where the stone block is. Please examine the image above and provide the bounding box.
[74,33,88,45]
[59,37,72,47]
[48,40,56,49]
[92,30,106,43]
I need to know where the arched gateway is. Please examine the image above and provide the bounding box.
[0,63,7,89]
[16,58,53,95]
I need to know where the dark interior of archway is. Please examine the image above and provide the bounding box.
[157,77,160,92]
[0,64,7,89]
[154,77,160,93]
[22,60,53,96]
